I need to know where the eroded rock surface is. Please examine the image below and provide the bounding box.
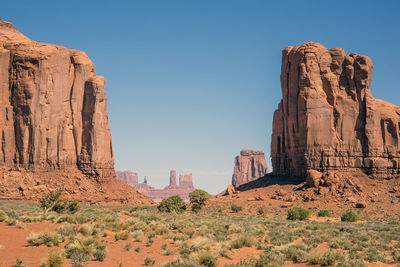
[271,42,400,179]
[0,20,151,204]
[232,149,268,187]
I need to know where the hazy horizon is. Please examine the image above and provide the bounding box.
[2,0,400,194]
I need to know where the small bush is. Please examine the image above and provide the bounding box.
[230,234,255,249]
[131,230,144,242]
[189,189,210,213]
[93,249,107,262]
[158,195,186,213]
[135,246,141,252]
[27,231,63,247]
[144,257,155,266]
[341,210,357,222]
[115,231,129,241]
[195,251,217,267]
[16,258,23,266]
[287,207,310,221]
[0,209,7,222]
[257,207,264,215]
[318,209,331,217]
[124,243,133,251]
[41,250,65,267]
[231,204,243,213]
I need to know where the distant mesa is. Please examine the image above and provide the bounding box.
[116,170,195,202]
[232,149,268,187]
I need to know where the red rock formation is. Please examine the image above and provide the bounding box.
[116,171,138,186]
[271,42,400,179]
[0,20,152,204]
[117,170,196,202]
[232,149,268,187]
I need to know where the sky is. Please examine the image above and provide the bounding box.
[2,1,400,194]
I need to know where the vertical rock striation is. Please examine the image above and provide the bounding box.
[271,42,400,179]
[0,20,113,177]
[0,20,152,204]
[232,149,268,187]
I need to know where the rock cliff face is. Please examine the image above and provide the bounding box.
[0,20,152,204]
[0,20,113,176]
[232,149,268,187]
[271,42,400,179]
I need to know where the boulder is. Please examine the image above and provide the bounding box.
[306,170,323,187]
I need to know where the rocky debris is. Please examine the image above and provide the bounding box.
[271,42,400,179]
[225,184,237,196]
[117,170,196,202]
[0,20,151,204]
[306,170,323,187]
[232,149,268,187]
[116,171,138,186]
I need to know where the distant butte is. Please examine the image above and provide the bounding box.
[232,149,268,187]
[116,170,196,202]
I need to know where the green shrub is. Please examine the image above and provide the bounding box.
[195,251,217,267]
[124,243,133,251]
[257,207,264,216]
[189,189,210,213]
[93,249,107,261]
[16,258,23,266]
[27,231,63,247]
[341,210,357,222]
[231,204,243,213]
[144,257,155,266]
[158,195,186,213]
[135,246,141,252]
[0,209,7,222]
[65,237,106,264]
[230,234,255,249]
[318,209,331,217]
[115,231,129,241]
[41,250,65,267]
[287,207,310,221]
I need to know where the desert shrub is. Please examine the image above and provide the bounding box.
[256,247,285,266]
[27,231,63,247]
[144,257,155,266]
[281,243,309,263]
[41,250,65,267]
[230,234,255,249]
[124,243,133,251]
[131,230,144,242]
[56,224,78,237]
[15,258,23,266]
[146,239,154,247]
[195,251,218,267]
[65,237,106,264]
[115,231,129,241]
[287,207,310,221]
[78,224,93,236]
[39,189,80,214]
[257,207,264,216]
[158,195,186,213]
[189,189,210,213]
[0,209,7,222]
[341,210,357,222]
[318,209,331,217]
[393,250,400,262]
[135,246,141,252]
[231,204,243,213]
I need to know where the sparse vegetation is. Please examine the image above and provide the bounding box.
[41,250,65,267]
[144,257,155,266]
[317,209,331,217]
[231,203,243,213]
[26,231,63,247]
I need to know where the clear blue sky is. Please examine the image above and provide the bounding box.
[2,1,400,194]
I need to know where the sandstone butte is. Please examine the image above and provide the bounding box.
[232,149,268,188]
[116,170,195,202]
[0,20,151,205]
[271,42,400,183]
